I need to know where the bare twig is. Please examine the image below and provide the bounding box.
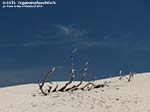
[119,75,128,80]
[93,81,109,88]
[119,72,134,82]
[52,83,59,92]
[47,86,52,93]
[66,61,88,91]
[81,82,96,90]
[81,81,110,90]
[128,72,134,82]
[39,67,56,95]
[58,49,77,92]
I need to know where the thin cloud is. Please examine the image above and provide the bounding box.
[56,25,72,36]
[1,25,150,52]
[55,24,88,43]
[19,24,88,47]
[56,24,87,37]
[0,24,87,47]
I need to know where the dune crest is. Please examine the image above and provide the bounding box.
[0,73,150,112]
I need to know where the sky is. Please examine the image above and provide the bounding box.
[0,0,150,87]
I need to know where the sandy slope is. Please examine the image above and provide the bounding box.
[0,73,150,112]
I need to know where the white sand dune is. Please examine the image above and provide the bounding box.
[0,73,150,112]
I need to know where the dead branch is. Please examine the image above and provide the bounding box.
[81,81,110,91]
[58,63,75,92]
[52,83,58,92]
[119,72,134,82]
[39,67,56,95]
[38,49,113,94]
[81,82,96,90]
[93,81,109,88]
[47,86,52,93]
[65,61,88,91]
[119,75,128,80]
[128,72,134,82]
[58,49,77,92]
